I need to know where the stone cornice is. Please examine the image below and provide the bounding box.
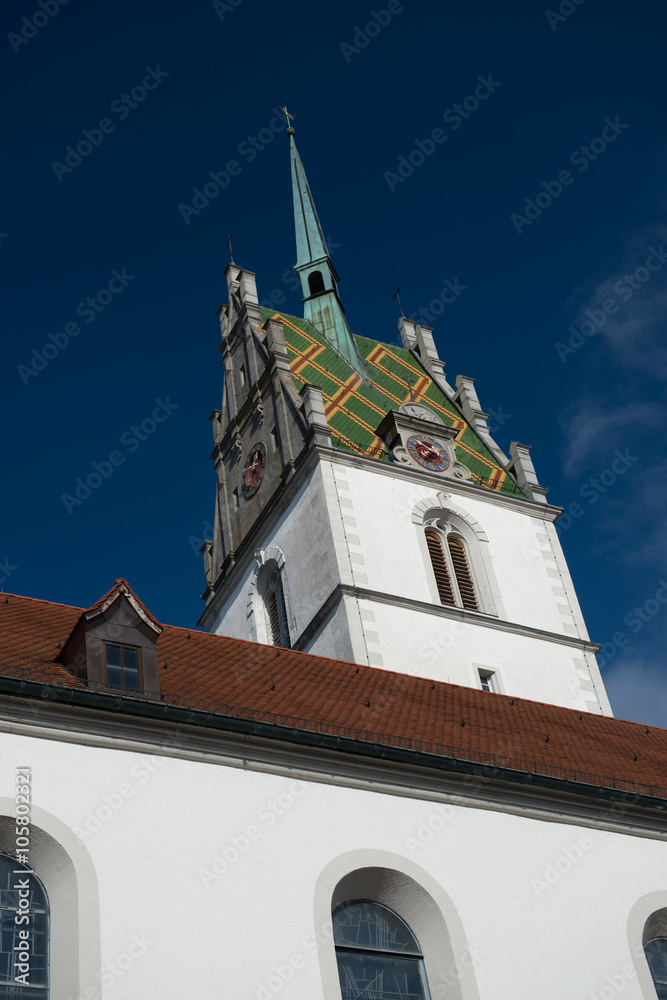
[293,582,600,654]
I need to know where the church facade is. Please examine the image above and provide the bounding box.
[0,126,666,1000]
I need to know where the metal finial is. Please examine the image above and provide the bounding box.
[281,105,295,135]
[392,287,405,318]
[226,233,234,263]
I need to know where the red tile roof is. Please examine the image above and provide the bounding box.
[1,585,666,797]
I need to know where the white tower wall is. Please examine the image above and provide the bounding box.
[210,451,610,715]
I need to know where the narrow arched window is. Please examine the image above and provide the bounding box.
[425,530,455,605]
[447,536,478,611]
[425,528,479,611]
[645,938,667,999]
[333,900,431,1000]
[308,270,325,295]
[0,855,49,999]
[266,570,290,648]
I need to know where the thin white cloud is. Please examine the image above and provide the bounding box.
[560,401,664,477]
[567,224,667,378]
[591,460,667,568]
[604,658,667,728]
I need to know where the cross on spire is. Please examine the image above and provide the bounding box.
[404,373,416,401]
[280,105,294,130]
[226,233,234,263]
[392,287,405,317]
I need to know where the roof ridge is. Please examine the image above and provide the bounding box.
[85,578,161,626]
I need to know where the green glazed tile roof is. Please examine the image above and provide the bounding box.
[259,308,520,495]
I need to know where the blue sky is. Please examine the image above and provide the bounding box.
[2,0,666,724]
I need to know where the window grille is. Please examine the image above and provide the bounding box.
[645,938,667,1000]
[448,537,479,611]
[333,900,431,1000]
[425,529,479,612]
[0,855,49,999]
[425,531,455,605]
[105,645,142,689]
[266,572,290,649]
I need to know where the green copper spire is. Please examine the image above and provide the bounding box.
[287,125,367,379]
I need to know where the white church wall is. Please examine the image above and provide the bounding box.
[0,729,661,1000]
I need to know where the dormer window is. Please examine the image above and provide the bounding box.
[59,579,161,696]
[105,644,142,690]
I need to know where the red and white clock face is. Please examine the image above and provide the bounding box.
[406,434,451,472]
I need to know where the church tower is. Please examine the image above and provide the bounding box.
[198,126,610,717]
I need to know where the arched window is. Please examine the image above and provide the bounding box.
[308,270,325,295]
[0,855,49,999]
[645,938,667,999]
[333,899,431,1000]
[265,569,290,648]
[425,528,479,611]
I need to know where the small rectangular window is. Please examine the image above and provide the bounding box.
[105,644,142,690]
[239,364,246,386]
[479,670,495,693]
[232,487,239,510]
[270,425,279,451]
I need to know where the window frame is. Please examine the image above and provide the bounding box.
[0,854,49,999]
[645,937,667,998]
[333,899,432,1000]
[424,523,480,612]
[478,669,497,693]
[308,270,326,295]
[414,499,503,619]
[265,569,291,649]
[104,643,143,690]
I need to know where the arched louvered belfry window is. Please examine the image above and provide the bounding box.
[447,536,478,611]
[333,900,431,1000]
[265,569,291,648]
[0,855,49,999]
[308,270,325,295]
[425,526,479,612]
[645,938,667,999]
[425,530,455,606]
